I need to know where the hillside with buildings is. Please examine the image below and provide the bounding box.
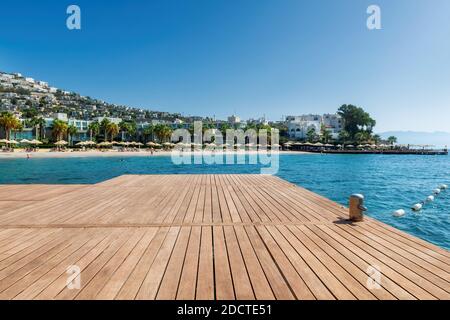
[0,70,351,145]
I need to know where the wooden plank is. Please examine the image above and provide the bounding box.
[0,174,448,300]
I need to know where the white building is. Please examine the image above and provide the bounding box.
[227,115,241,125]
[286,113,343,140]
[322,113,343,139]
[52,113,68,121]
[95,116,122,124]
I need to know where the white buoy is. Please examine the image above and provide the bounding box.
[393,209,406,217]
[439,184,448,190]
[426,195,435,202]
[412,203,423,211]
[433,188,441,195]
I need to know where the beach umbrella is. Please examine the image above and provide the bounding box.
[0,139,9,144]
[146,141,158,146]
[30,139,43,145]
[9,140,18,144]
[75,141,86,146]
[314,142,324,146]
[324,144,333,147]
[346,145,354,148]
[20,139,31,144]
[54,140,68,146]
[97,141,112,147]
[85,140,96,145]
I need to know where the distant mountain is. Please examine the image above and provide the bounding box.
[378,131,450,148]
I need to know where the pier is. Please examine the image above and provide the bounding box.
[0,175,449,300]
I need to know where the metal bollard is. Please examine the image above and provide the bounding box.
[349,194,367,222]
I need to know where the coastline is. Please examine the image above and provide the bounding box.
[0,149,307,159]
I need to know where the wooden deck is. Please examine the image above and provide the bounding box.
[0,174,449,300]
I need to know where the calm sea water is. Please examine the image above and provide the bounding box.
[1,154,449,250]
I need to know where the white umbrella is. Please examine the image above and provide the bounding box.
[9,140,18,144]
[30,139,43,145]
[76,141,86,146]
[84,140,96,145]
[54,140,68,146]
[20,139,31,144]
[0,139,9,144]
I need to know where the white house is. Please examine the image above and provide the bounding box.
[286,113,343,140]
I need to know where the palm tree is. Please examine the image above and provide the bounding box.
[372,134,381,145]
[387,136,397,146]
[0,112,20,140]
[154,124,173,143]
[143,125,155,142]
[306,127,317,143]
[106,123,119,141]
[320,124,332,143]
[51,119,68,141]
[67,125,78,146]
[36,117,46,140]
[12,121,23,140]
[338,130,350,146]
[355,131,370,145]
[119,121,131,141]
[100,118,111,142]
[88,121,100,141]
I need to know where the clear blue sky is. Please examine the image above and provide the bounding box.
[1,0,449,132]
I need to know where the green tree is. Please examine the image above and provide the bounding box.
[67,125,78,146]
[355,131,371,144]
[338,130,350,145]
[106,122,119,141]
[51,119,68,141]
[338,104,376,139]
[100,118,111,141]
[387,136,397,145]
[372,134,381,145]
[153,124,173,143]
[306,127,317,143]
[88,121,100,141]
[320,124,332,143]
[143,125,155,142]
[0,112,21,140]
[12,121,23,140]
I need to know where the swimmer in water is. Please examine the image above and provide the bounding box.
[26,153,31,159]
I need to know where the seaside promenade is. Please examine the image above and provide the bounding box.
[0,175,449,300]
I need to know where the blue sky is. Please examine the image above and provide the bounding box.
[1,0,449,132]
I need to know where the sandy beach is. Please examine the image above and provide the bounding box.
[0,149,306,159]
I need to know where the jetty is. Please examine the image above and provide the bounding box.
[0,175,449,300]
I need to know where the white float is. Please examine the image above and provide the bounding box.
[412,203,423,211]
[439,184,448,190]
[393,209,406,217]
[426,195,435,202]
[433,188,441,195]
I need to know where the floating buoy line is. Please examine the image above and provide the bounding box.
[392,184,447,217]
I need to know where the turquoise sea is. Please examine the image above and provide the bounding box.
[1,154,449,250]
